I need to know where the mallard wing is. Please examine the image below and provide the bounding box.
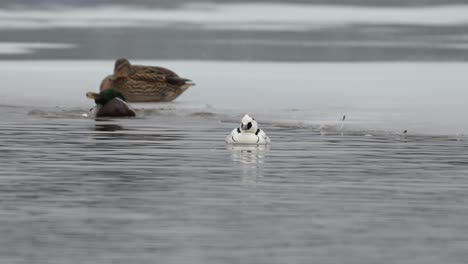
[130,65,178,77]
[130,71,167,82]
[129,66,193,87]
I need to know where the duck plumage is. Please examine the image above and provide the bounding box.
[86,89,136,118]
[100,58,194,102]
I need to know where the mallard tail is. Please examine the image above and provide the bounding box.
[185,80,196,87]
[167,77,196,87]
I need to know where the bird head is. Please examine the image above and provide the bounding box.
[240,114,258,133]
[114,58,131,79]
[86,89,125,105]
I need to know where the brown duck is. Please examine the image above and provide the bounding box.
[99,58,195,102]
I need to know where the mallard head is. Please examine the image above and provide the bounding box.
[86,89,126,105]
[113,58,131,79]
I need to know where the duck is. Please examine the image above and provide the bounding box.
[98,58,195,102]
[226,114,271,145]
[86,89,136,118]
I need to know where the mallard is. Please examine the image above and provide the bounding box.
[98,58,195,102]
[86,89,136,118]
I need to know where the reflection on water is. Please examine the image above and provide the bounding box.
[227,144,269,164]
[94,123,123,132]
[227,144,270,184]
[92,121,186,143]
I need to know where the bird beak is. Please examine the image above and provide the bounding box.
[86,92,97,99]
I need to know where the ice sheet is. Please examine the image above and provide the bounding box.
[0,4,467,30]
[1,60,468,135]
[0,42,74,54]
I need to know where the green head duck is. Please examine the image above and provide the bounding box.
[86,89,125,105]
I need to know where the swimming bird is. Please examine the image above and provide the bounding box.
[99,58,195,102]
[400,129,408,138]
[226,114,271,145]
[86,89,136,118]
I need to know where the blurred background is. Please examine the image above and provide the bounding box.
[4,0,468,7]
[2,0,468,61]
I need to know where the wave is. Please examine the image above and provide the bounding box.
[21,104,466,143]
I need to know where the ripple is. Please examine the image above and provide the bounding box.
[1,108,468,264]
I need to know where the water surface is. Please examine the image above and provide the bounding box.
[1,1,468,263]
[2,105,468,264]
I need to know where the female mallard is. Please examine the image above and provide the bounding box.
[86,89,136,118]
[99,58,195,102]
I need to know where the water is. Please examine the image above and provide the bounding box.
[2,61,468,263]
[2,106,468,264]
[2,1,468,263]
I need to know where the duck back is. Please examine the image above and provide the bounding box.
[226,128,271,145]
[110,65,192,102]
[112,78,188,102]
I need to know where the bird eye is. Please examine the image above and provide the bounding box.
[247,122,252,129]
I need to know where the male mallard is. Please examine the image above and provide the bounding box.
[98,58,195,102]
[86,89,136,118]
